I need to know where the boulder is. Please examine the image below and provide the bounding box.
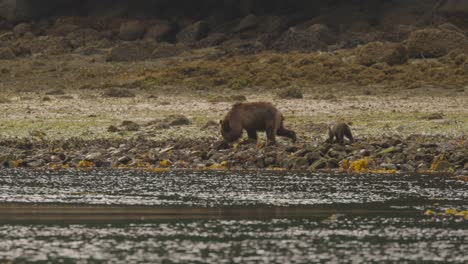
[233,14,259,33]
[119,20,146,41]
[176,21,210,45]
[12,22,30,35]
[0,47,15,59]
[151,43,182,59]
[49,23,80,36]
[356,41,408,66]
[144,22,172,41]
[407,28,468,58]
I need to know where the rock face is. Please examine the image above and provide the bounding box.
[356,41,408,66]
[406,28,468,58]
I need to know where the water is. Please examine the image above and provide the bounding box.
[0,169,467,263]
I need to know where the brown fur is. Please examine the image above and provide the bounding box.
[326,122,354,144]
[220,102,296,144]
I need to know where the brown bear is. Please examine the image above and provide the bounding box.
[220,102,296,144]
[326,122,354,144]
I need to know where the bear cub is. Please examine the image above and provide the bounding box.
[220,102,296,144]
[326,122,354,144]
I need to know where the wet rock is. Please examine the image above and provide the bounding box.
[305,151,322,163]
[26,159,45,168]
[103,88,136,98]
[176,21,210,45]
[0,47,15,60]
[328,149,346,159]
[144,22,172,41]
[85,152,103,162]
[13,22,31,35]
[120,120,140,131]
[359,149,371,156]
[292,157,309,170]
[399,164,415,172]
[119,20,146,41]
[380,163,397,170]
[356,42,408,66]
[327,158,340,169]
[117,156,132,165]
[407,28,468,58]
[264,157,276,167]
[107,43,153,62]
[309,158,328,170]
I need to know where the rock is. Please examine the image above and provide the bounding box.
[309,158,328,170]
[13,22,31,35]
[117,156,132,165]
[292,157,309,169]
[49,23,80,36]
[407,28,468,58]
[26,159,45,168]
[151,43,181,59]
[421,113,444,120]
[176,21,210,45]
[464,162,468,170]
[431,157,452,172]
[120,120,140,131]
[45,89,65,95]
[264,157,276,166]
[165,115,191,126]
[0,47,15,60]
[85,152,103,162]
[119,20,146,41]
[233,14,259,33]
[305,152,322,163]
[399,164,415,172]
[277,86,303,99]
[356,42,408,66]
[107,43,154,62]
[107,125,119,133]
[380,163,397,170]
[103,88,136,98]
[144,22,172,41]
[197,33,228,48]
[327,158,340,169]
[327,150,346,160]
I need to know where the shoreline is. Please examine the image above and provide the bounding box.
[1,133,467,175]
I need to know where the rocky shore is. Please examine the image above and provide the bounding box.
[1,133,466,175]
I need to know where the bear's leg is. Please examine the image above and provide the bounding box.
[247,129,258,142]
[277,123,297,143]
[344,127,354,143]
[336,130,344,144]
[265,121,277,145]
